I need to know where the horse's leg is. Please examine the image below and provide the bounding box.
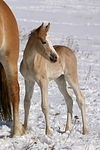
[0,62,12,120]
[65,74,89,134]
[39,79,52,136]
[55,75,73,132]
[3,61,24,136]
[24,79,35,130]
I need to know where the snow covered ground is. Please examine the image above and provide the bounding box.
[0,0,100,149]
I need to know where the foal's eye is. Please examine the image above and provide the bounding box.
[41,41,46,44]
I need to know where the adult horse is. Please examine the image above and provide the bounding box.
[0,0,24,136]
[20,23,89,136]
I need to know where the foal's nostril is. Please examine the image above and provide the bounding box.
[50,53,57,63]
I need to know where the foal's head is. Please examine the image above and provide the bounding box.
[34,23,58,63]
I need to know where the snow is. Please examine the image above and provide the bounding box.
[0,0,100,149]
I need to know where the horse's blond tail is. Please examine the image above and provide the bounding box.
[0,62,12,121]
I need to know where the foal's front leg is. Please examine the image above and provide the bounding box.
[24,79,35,130]
[39,79,52,136]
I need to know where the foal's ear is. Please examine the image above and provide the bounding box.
[36,22,44,34]
[46,23,50,32]
[41,22,44,27]
[38,22,44,30]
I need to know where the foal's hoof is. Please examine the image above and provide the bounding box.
[46,129,52,136]
[83,128,89,135]
[23,124,28,132]
[65,126,72,133]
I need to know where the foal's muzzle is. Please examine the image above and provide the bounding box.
[49,53,57,63]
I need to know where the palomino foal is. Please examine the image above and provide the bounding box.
[20,23,89,135]
[0,1,24,136]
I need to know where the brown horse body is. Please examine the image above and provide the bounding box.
[0,0,24,136]
[20,23,89,135]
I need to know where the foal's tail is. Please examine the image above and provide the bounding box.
[0,62,12,121]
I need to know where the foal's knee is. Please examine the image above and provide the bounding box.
[41,103,49,115]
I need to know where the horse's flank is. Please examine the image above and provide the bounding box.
[0,0,24,136]
[0,0,19,57]
[20,23,89,136]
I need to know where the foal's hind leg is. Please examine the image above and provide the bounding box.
[65,73,89,134]
[55,75,73,132]
[24,79,35,130]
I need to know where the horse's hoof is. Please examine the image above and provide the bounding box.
[11,124,25,137]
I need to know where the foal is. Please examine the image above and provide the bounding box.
[20,23,89,135]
